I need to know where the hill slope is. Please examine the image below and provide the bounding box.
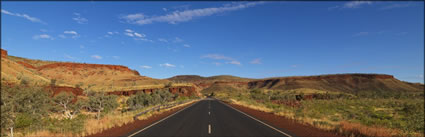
[1,49,169,92]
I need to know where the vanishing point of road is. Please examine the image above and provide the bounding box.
[127,98,294,137]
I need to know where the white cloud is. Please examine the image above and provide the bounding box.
[380,3,413,10]
[107,32,114,35]
[134,32,145,38]
[226,60,241,65]
[91,55,102,59]
[158,38,168,43]
[73,12,88,24]
[201,54,241,66]
[140,65,152,69]
[291,65,297,68]
[173,37,183,43]
[250,58,262,64]
[122,2,264,25]
[33,34,53,40]
[125,32,134,37]
[64,54,75,59]
[124,29,151,42]
[80,45,85,49]
[202,54,234,60]
[213,62,222,66]
[183,44,191,48]
[64,30,78,35]
[343,1,373,8]
[160,63,176,68]
[329,1,373,10]
[162,8,168,11]
[125,29,134,33]
[1,9,46,24]
[64,30,79,38]
[123,14,145,21]
[112,56,120,59]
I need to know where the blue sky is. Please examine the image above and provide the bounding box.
[1,1,424,83]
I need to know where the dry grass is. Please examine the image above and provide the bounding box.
[24,99,200,137]
[338,121,404,137]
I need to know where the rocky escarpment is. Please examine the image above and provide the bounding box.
[248,74,423,93]
[1,49,7,58]
[37,63,140,75]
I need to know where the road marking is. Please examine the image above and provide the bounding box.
[208,111,210,115]
[208,124,211,134]
[218,100,293,137]
[128,100,201,137]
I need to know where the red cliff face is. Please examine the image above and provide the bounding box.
[17,61,37,69]
[37,63,140,75]
[45,86,84,97]
[1,49,7,58]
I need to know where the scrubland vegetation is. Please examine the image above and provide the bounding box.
[0,84,195,137]
[215,88,424,137]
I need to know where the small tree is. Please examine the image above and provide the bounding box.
[53,92,82,119]
[87,93,118,120]
[50,79,57,87]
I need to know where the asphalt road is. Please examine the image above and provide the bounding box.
[128,98,293,137]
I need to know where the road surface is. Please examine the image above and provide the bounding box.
[128,98,293,137]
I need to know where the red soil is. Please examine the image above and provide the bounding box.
[86,101,196,137]
[1,49,7,58]
[37,63,140,75]
[228,102,343,137]
[16,61,37,69]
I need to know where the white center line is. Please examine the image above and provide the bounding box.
[208,111,210,115]
[208,124,211,134]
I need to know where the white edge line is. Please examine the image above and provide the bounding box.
[128,99,201,137]
[208,124,211,134]
[218,100,293,137]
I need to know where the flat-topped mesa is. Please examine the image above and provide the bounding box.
[37,63,140,75]
[1,49,7,58]
[261,74,394,81]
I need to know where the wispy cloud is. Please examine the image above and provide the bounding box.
[140,65,152,69]
[73,12,88,24]
[123,29,153,42]
[121,2,264,25]
[33,34,53,40]
[329,1,373,10]
[250,58,262,64]
[91,55,102,59]
[158,38,168,43]
[160,63,176,68]
[380,3,413,10]
[201,54,241,66]
[64,54,76,60]
[343,1,373,8]
[173,37,183,43]
[112,56,120,59]
[183,44,191,48]
[226,60,241,65]
[1,9,46,24]
[353,32,369,37]
[64,30,79,38]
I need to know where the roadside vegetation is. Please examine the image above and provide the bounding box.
[215,88,424,137]
[0,83,196,137]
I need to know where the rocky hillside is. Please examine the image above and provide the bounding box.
[0,49,174,93]
[169,73,423,95]
[248,74,423,94]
